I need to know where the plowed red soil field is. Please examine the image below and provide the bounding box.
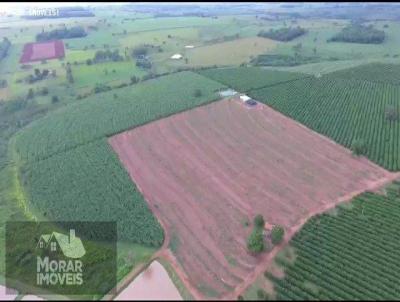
[20,40,65,63]
[109,98,392,299]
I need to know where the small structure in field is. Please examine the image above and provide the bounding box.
[219,88,238,97]
[245,99,258,107]
[185,45,195,49]
[239,94,251,102]
[170,53,183,60]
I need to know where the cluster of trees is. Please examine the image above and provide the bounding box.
[87,49,124,65]
[26,86,49,100]
[247,215,266,253]
[25,68,54,84]
[247,214,285,253]
[258,26,307,41]
[131,45,152,69]
[0,37,11,61]
[93,83,112,94]
[328,24,385,44]
[252,54,320,67]
[36,26,87,42]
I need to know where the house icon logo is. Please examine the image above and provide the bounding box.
[36,229,86,259]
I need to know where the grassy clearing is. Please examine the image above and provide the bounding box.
[71,61,145,88]
[185,37,278,67]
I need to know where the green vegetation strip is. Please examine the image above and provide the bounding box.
[157,258,194,301]
[328,63,400,85]
[264,181,400,300]
[197,67,309,92]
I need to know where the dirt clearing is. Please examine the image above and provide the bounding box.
[109,98,392,299]
[20,40,65,63]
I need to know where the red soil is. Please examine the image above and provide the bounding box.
[19,40,65,63]
[109,98,394,299]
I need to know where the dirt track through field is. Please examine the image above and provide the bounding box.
[109,98,395,299]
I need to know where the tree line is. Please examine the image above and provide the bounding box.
[258,26,307,41]
[36,26,87,42]
[328,24,385,44]
[0,37,11,61]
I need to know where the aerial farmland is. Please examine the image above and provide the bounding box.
[1,2,400,301]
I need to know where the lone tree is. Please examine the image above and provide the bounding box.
[51,95,59,103]
[271,225,285,245]
[194,89,202,98]
[257,288,268,300]
[247,228,265,253]
[254,214,265,229]
[351,138,367,156]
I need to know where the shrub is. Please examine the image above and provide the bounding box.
[254,214,265,229]
[351,139,367,156]
[257,288,267,300]
[51,95,59,103]
[271,225,285,245]
[194,89,202,97]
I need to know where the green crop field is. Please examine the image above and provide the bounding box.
[261,181,400,300]
[23,139,164,245]
[198,67,309,91]
[328,63,400,85]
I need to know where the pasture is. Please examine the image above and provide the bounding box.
[184,37,278,67]
[109,98,391,299]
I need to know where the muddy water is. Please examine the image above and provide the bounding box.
[115,261,182,301]
[0,285,18,301]
[21,295,43,300]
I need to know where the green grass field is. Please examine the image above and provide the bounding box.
[261,181,400,300]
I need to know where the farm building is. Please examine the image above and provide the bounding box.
[219,88,238,97]
[171,53,183,60]
[239,94,251,102]
[185,45,195,49]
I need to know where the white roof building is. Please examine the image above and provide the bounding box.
[185,45,195,49]
[239,94,251,102]
[170,54,183,60]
